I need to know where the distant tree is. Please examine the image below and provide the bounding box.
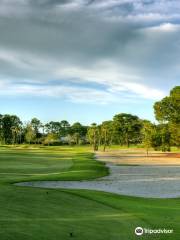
[151,124,171,152]
[141,120,154,156]
[0,87,178,148]
[71,133,80,145]
[87,123,100,151]
[1,115,22,144]
[100,121,113,151]
[160,124,171,152]
[11,126,21,145]
[31,118,41,133]
[25,124,36,144]
[113,113,142,147]
[60,120,70,137]
[46,121,61,135]
[40,123,45,135]
[169,122,180,147]
[70,122,87,145]
[31,118,42,143]
[44,123,51,134]
[44,133,58,146]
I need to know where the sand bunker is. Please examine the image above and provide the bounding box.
[97,150,180,165]
[16,150,180,198]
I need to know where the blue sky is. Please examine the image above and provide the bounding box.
[0,0,179,124]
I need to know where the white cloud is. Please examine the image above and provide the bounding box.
[55,62,165,100]
[0,81,118,104]
[146,23,180,32]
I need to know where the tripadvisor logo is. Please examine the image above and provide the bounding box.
[135,227,143,236]
[135,227,173,236]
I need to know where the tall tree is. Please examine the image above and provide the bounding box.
[148,124,171,152]
[87,123,100,151]
[11,126,21,145]
[31,118,41,133]
[50,122,61,134]
[31,118,42,143]
[71,122,87,145]
[100,121,113,151]
[25,124,36,144]
[141,120,154,156]
[154,86,180,147]
[113,113,142,147]
[1,115,22,144]
[154,86,180,122]
[60,120,70,137]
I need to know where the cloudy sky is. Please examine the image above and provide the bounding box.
[0,0,179,124]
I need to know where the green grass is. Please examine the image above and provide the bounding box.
[0,145,180,240]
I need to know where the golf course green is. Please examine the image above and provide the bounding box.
[0,146,180,240]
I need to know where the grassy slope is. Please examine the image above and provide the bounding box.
[0,146,180,240]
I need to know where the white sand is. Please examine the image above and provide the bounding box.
[16,162,180,198]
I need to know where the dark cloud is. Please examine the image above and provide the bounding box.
[28,0,72,7]
[108,2,134,16]
[142,0,155,5]
[0,0,179,102]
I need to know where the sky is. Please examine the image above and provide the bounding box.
[0,0,179,124]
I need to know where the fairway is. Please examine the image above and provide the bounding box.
[0,146,180,240]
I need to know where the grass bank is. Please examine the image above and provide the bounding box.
[0,145,179,239]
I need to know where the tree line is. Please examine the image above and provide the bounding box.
[0,86,179,152]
